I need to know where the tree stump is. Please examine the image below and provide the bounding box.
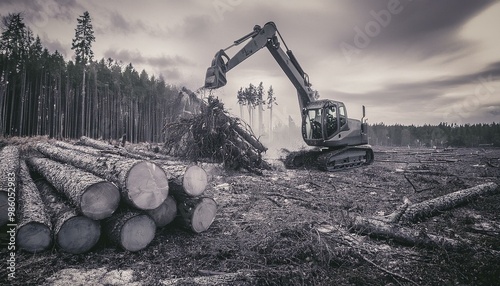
[0,146,20,227]
[103,211,156,252]
[35,179,100,254]
[145,196,177,228]
[16,161,52,253]
[27,157,120,220]
[35,143,169,210]
[177,197,217,233]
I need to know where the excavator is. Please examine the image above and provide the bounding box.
[204,22,374,171]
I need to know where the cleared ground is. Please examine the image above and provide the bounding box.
[1,144,499,285]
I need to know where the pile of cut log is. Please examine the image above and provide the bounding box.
[0,138,218,254]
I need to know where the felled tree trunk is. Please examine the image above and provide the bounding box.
[27,157,120,220]
[16,161,52,253]
[351,216,467,250]
[103,211,156,252]
[35,143,169,210]
[401,182,499,223]
[145,196,177,228]
[78,136,145,160]
[163,165,208,200]
[54,140,107,157]
[231,120,267,152]
[177,197,217,233]
[35,179,101,254]
[0,146,20,227]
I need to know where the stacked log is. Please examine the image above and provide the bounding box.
[35,179,101,254]
[165,165,208,200]
[0,146,20,227]
[162,164,217,233]
[2,138,221,254]
[27,157,120,220]
[145,196,177,228]
[177,196,217,233]
[35,143,169,210]
[16,161,52,253]
[103,211,156,252]
[78,136,145,160]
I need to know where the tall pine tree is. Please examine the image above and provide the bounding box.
[71,11,95,136]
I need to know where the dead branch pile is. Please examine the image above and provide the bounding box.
[163,96,269,173]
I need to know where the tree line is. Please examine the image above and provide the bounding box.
[368,122,500,147]
[236,82,276,137]
[0,12,180,143]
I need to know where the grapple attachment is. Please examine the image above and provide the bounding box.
[204,50,229,89]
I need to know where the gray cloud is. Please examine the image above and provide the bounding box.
[336,0,496,60]
[103,49,193,69]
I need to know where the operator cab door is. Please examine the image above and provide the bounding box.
[303,108,323,140]
[325,105,338,139]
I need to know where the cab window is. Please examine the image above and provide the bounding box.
[325,106,338,138]
[339,105,347,127]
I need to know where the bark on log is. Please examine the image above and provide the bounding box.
[124,145,173,160]
[401,182,499,223]
[16,161,52,253]
[35,179,100,254]
[145,196,177,228]
[351,216,467,250]
[160,270,258,286]
[27,157,120,220]
[0,146,20,227]
[54,140,108,157]
[103,211,156,252]
[230,120,267,152]
[163,165,208,200]
[35,143,169,210]
[177,196,217,233]
[78,136,145,160]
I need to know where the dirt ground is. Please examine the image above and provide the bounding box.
[1,144,500,286]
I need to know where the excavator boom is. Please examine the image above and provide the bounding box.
[205,22,316,110]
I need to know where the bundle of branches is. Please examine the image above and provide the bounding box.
[164,96,269,173]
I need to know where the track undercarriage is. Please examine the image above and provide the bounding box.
[284,145,374,171]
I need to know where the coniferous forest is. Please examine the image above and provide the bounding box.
[1,12,499,147]
[0,12,179,143]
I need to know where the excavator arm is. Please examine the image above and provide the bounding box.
[204,21,317,110]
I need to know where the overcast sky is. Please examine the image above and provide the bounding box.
[1,0,499,126]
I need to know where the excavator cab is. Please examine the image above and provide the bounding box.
[205,50,229,89]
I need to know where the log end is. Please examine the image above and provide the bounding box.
[57,216,101,254]
[0,192,9,227]
[120,214,156,252]
[183,165,208,197]
[126,161,169,210]
[17,222,52,253]
[81,182,121,220]
[145,196,177,228]
[190,197,217,233]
